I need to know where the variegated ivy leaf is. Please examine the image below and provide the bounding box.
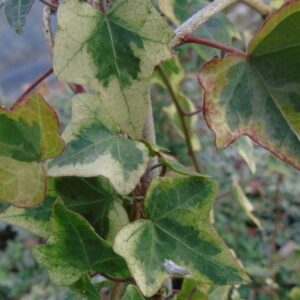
[200,0,300,170]
[33,199,129,286]
[54,0,173,138]
[154,57,201,151]
[0,193,56,238]
[123,285,145,300]
[0,93,64,207]
[0,177,129,240]
[3,0,34,33]
[47,94,149,195]
[114,177,249,297]
[159,0,240,60]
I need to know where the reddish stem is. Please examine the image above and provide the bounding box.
[39,0,58,10]
[180,34,246,56]
[15,67,53,103]
[73,84,85,93]
[181,106,203,116]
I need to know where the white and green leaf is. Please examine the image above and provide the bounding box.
[54,0,173,138]
[47,94,148,195]
[114,176,249,296]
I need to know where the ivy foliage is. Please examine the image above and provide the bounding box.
[53,0,173,138]
[1,0,300,299]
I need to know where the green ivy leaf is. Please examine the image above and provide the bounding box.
[47,94,149,195]
[123,285,145,300]
[3,0,34,33]
[159,0,240,60]
[200,1,300,170]
[33,199,129,286]
[54,0,173,138]
[54,177,129,241]
[0,93,64,207]
[70,275,100,300]
[114,177,249,297]
[0,177,129,240]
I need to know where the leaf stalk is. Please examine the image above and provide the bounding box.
[179,34,246,56]
[156,65,201,172]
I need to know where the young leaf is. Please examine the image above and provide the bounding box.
[159,0,240,60]
[0,93,63,207]
[160,155,209,178]
[200,0,300,170]
[3,0,34,33]
[114,177,249,297]
[47,94,149,195]
[233,137,256,174]
[54,0,173,138]
[33,199,129,286]
[123,285,145,300]
[232,180,262,230]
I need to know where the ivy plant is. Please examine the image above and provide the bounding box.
[0,0,299,299]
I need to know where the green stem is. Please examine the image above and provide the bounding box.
[156,65,201,172]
